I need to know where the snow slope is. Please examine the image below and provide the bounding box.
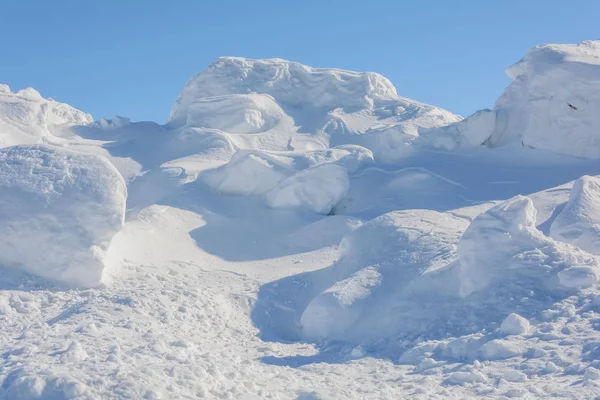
[3,39,600,399]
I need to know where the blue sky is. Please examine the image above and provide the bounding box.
[2,0,599,122]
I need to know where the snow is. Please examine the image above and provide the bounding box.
[0,86,92,147]
[499,313,530,336]
[266,163,350,214]
[3,38,600,399]
[0,145,126,287]
[427,40,600,159]
[169,56,461,162]
[550,175,600,254]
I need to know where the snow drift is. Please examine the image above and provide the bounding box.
[0,145,126,287]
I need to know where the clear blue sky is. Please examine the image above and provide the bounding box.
[1,0,598,122]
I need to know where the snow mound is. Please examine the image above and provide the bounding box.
[428,40,600,158]
[169,57,461,161]
[0,85,92,147]
[0,145,126,287]
[499,313,530,336]
[301,210,469,340]
[458,195,599,297]
[266,163,350,215]
[493,40,600,158]
[184,94,286,134]
[299,195,600,343]
[170,57,399,120]
[550,175,600,254]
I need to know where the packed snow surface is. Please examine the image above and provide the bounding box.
[2,39,600,399]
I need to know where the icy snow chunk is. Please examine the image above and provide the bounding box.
[266,163,349,214]
[545,361,560,373]
[503,369,528,382]
[0,145,126,287]
[480,339,522,360]
[557,266,598,289]
[584,367,600,381]
[499,313,530,336]
[3,376,46,399]
[550,175,600,254]
[446,371,487,385]
[0,84,10,93]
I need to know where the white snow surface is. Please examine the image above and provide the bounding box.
[3,39,600,399]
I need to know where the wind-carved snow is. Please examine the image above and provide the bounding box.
[426,40,600,159]
[0,145,126,287]
[170,56,461,162]
[3,40,600,399]
[550,175,600,254]
[0,85,92,147]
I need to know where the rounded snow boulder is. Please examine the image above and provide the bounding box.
[266,163,350,215]
[300,210,469,341]
[0,145,126,287]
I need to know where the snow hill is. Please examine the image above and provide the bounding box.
[1,40,600,399]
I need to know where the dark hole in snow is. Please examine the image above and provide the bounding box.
[567,103,578,110]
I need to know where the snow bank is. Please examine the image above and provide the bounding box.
[0,85,92,147]
[0,145,126,287]
[266,163,349,214]
[550,175,600,254]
